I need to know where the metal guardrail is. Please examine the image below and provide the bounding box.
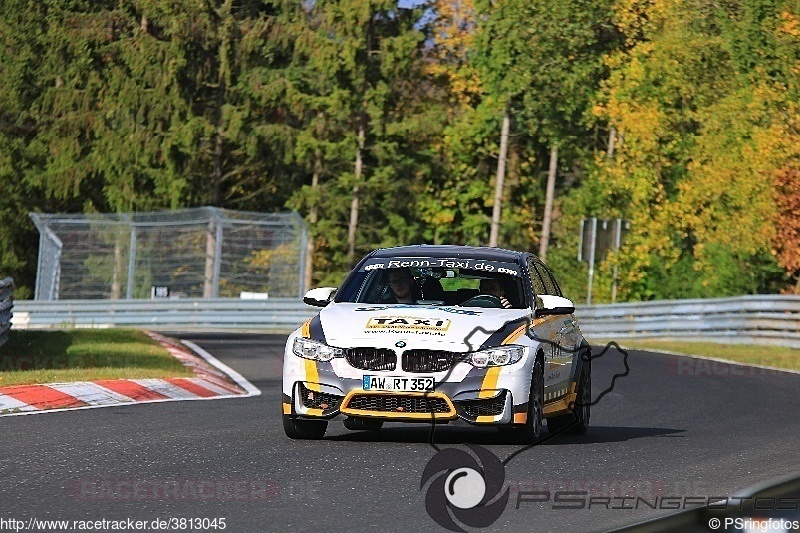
[9,294,800,348]
[11,298,319,331]
[0,278,13,349]
[579,294,800,348]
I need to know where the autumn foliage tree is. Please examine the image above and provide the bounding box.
[552,0,798,301]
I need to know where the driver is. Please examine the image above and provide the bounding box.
[479,278,512,308]
[388,268,416,304]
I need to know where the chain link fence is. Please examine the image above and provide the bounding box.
[30,208,308,300]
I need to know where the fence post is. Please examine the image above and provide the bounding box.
[0,278,14,349]
[213,214,223,298]
[126,225,137,300]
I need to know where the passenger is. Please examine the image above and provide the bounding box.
[479,278,512,308]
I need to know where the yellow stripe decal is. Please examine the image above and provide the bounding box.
[301,318,312,338]
[305,408,324,417]
[479,367,502,399]
[514,412,528,424]
[543,387,578,416]
[304,359,321,392]
[475,415,496,424]
[282,402,291,415]
[502,323,528,345]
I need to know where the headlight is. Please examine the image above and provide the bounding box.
[467,345,525,368]
[292,338,343,362]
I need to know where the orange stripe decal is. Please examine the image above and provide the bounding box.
[340,390,457,420]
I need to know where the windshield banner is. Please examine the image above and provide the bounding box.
[360,257,521,276]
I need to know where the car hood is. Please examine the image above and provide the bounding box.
[319,303,531,351]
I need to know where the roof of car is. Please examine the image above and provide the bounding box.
[371,245,527,262]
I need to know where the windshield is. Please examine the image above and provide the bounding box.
[334,256,527,309]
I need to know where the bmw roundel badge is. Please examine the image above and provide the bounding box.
[395,341,406,348]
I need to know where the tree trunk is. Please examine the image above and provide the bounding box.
[212,120,223,206]
[539,144,558,262]
[305,142,322,292]
[211,0,232,207]
[607,127,617,158]
[347,116,366,267]
[489,107,510,248]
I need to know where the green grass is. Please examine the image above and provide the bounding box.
[0,329,193,386]
[620,339,800,371]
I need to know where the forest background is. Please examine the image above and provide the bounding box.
[1,0,799,302]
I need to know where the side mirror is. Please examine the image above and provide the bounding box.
[303,287,337,307]
[535,295,575,317]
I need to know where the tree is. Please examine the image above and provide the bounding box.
[559,0,797,301]
[471,0,618,257]
[285,1,428,279]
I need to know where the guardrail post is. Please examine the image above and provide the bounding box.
[202,207,224,299]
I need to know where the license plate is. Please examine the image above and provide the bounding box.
[362,375,435,391]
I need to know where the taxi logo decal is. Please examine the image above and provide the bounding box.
[366,316,451,333]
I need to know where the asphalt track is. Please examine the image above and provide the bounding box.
[1,333,799,532]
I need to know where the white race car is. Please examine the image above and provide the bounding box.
[282,245,590,441]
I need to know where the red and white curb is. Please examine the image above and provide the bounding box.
[0,332,260,417]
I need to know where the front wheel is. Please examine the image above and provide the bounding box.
[499,352,543,444]
[283,415,327,440]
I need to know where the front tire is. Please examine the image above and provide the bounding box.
[283,415,327,440]
[500,352,543,444]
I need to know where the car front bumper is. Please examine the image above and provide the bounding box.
[281,334,535,426]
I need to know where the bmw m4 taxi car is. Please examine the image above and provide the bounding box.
[282,245,590,441]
